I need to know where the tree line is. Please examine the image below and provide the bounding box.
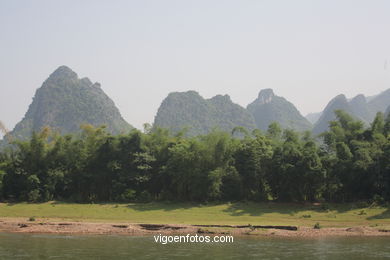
[0,110,389,203]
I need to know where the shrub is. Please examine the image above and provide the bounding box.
[120,189,136,202]
[314,222,321,229]
[320,203,330,211]
[358,210,367,215]
[137,191,152,203]
[355,201,369,208]
[372,195,385,205]
[27,189,41,202]
[28,216,36,221]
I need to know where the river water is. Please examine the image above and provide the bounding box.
[0,233,389,259]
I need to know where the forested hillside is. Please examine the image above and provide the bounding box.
[313,89,390,134]
[1,110,389,203]
[313,95,351,135]
[5,66,132,142]
[153,91,256,135]
[247,89,312,131]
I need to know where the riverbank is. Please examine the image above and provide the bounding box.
[0,218,390,238]
[0,202,389,237]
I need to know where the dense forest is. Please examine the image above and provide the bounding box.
[0,110,389,204]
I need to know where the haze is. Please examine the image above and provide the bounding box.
[1,0,390,131]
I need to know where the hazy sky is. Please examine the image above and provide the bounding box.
[1,0,390,132]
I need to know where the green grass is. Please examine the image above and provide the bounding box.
[0,202,389,228]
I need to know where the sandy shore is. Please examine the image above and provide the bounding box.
[0,218,389,237]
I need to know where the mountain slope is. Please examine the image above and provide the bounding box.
[313,89,390,135]
[367,89,390,116]
[153,91,256,135]
[306,112,322,124]
[8,66,132,140]
[348,94,372,123]
[247,89,312,131]
[312,94,351,135]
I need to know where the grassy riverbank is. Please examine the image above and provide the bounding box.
[0,202,389,228]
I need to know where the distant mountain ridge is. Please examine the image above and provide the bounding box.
[368,89,390,115]
[6,66,132,141]
[154,89,312,135]
[155,88,389,136]
[312,94,351,135]
[313,89,390,134]
[153,91,256,135]
[2,66,389,140]
[247,89,312,132]
[306,112,322,124]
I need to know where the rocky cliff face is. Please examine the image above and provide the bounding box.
[247,89,312,132]
[8,66,132,140]
[153,91,256,135]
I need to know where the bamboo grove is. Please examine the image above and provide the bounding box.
[0,110,389,203]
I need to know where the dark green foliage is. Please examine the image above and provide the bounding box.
[268,130,324,202]
[233,133,272,201]
[0,109,389,203]
[321,111,390,202]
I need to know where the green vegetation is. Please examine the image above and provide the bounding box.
[369,89,390,116]
[313,95,350,135]
[247,89,312,131]
[0,109,389,204]
[313,89,390,134]
[5,66,131,142]
[153,91,256,136]
[0,202,388,227]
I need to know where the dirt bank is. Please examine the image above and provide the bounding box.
[0,218,389,238]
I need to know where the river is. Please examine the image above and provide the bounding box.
[0,233,389,259]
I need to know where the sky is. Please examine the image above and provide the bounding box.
[1,0,390,133]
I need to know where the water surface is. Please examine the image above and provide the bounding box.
[0,233,389,259]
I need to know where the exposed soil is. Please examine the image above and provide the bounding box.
[0,218,389,238]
